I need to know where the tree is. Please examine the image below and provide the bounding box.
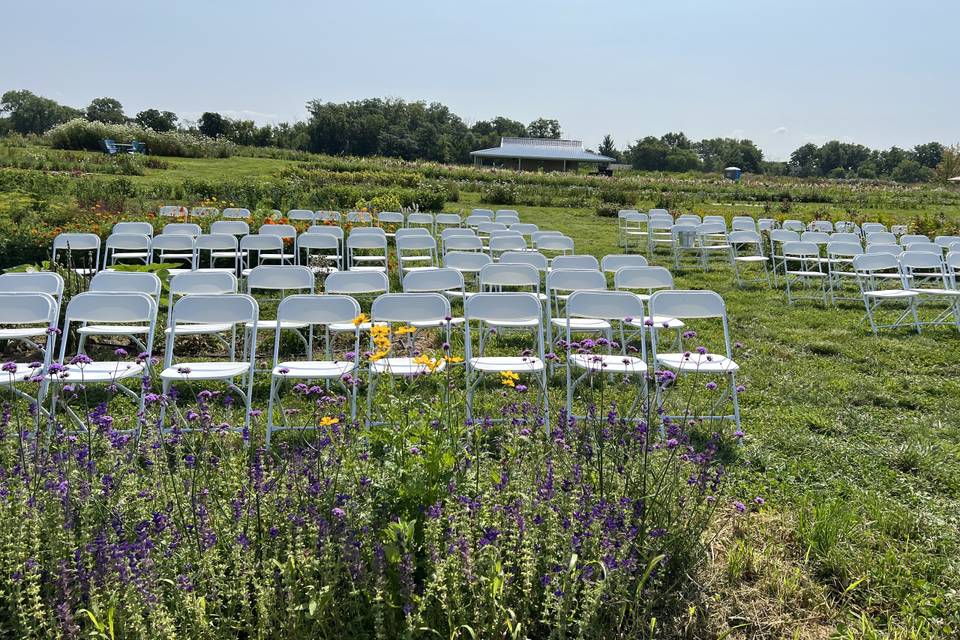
[913,142,944,169]
[597,134,620,161]
[789,143,820,177]
[0,89,82,135]
[198,112,228,138]
[135,108,178,132]
[85,97,126,124]
[527,118,561,139]
[891,159,933,183]
[934,143,960,182]
[660,131,692,150]
[696,138,762,173]
[626,136,670,171]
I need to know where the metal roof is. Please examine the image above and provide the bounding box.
[470,137,614,163]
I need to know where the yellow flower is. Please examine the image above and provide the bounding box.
[444,355,464,364]
[413,354,442,373]
[395,325,416,336]
[368,350,389,362]
[319,416,339,427]
[500,370,519,387]
[352,313,370,327]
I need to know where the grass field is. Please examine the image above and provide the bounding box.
[1,147,960,637]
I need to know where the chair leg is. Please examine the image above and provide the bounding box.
[266,375,278,449]
[729,372,742,432]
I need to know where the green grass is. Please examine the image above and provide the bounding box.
[134,154,295,184]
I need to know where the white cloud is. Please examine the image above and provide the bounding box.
[773,126,788,135]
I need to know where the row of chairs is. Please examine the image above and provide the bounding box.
[0,268,742,445]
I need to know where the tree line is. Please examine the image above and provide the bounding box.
[1,89,957,182]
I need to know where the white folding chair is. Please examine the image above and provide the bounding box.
[866,231,896,246]
[646,219,674,257]
[510,223,538,238]
[545,269,609,352]
[316,211,342,224]
[676,214,702,226]
[825,241,864,303]
[160,294,259,433]
[0,292,59,409]
[443,234,483,253]
[464,293,548,423]
[696,222,732,269]
[495,209,520,223]
[395,227,431,240]
[403,268,466,327]
[346,211,373,225]
[239,234,284,276]
[80,271,162,353]
[564,291,647,420]
[50,292,158,425]
[159,205,187,218]
[165,271,239,345]
[535,235,575,257]
[861,223,887,234]
[222,207,252,219]
[648,290,742,430]
[601,254,648,274]
[0,272,64,354]
[258,224,297,264]
[211,220,250,237]
[613,266,685,342]
[671,224,700,270]
[782,241,829,305]
[296,232,342,272]
[376,211,404,238]
[287,209,316,225]
[346,230,389,272]
[265,294,362,446]
[728,230,770,287]
[782,220,804,232]
[396,235,438,273]
[443,251,491,293]
[809,220,834,233]
[551,254,600,272]
[245,265,314,361]
[899,251,960,331]
[52,233,101,276]
[620,210,647,249]
[149,234,195,273]
[406,212,435,234]
[899,234,931,247]
[489,235,527,260]
[324,270,390,334]
[163,223,202,237]
[190,207,219,218]
[193,234,240,273]
[768,229,800,286]
[731,217,757,232]
[103,233,150,269]
[435,213,462,231]
[852,253,920,335]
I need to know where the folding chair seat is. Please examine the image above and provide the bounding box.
[52,233,101,276]
[49,292,158,424]
[346,230,389,271]
[296,232,342,272]
[222,207,252,219]
[464,292,548,422]
[782,241,829,305]
[78,272,162,352]
[852,254,920,335]
[728,230,770,287]
[648,290,741,430]
[258,224,297,264]
[160,294,259,432]
[265,294,362,446]
[194,233,241,273]
[396,235,439,273]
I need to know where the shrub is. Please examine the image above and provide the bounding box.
[480,180,519,205]
[46,118,235,158]
[596,202,621,217]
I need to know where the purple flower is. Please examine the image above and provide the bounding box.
[331,507,346,519]
[736,384,746,393]
[733,500,746,514]
[409,446,420,456]
[648,528,668,538]
[278,367,290,375]
[69,354,92,366]
[754,496,765,506]
[478,527,500,547]
[176,366,191,374]
[1,362,16,374]
[705,381,718,391]
[114,348,128,358]
[515,384,528,393]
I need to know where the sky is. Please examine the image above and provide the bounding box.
[2,0,957,161]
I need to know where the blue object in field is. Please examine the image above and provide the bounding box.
[724,166,742,181]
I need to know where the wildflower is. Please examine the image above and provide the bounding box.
[278,367,290,375]
[705,381,718,391]
[352,313,369,327]
[331,507,346,519]
[46,326,62,335]
[176,366,192,375]
[319,416,339,427]
[733,500,746,514]
[1,362,16,374]
[736,384,746,393]
[28,361,41,369]
[544,352,558,362]
[515,384,528,393]
[648,528,668,538]
[114,347,128,358]
[500,370,519,387]
[409,446,421,456]
[444,355,463,364]
[696,346,707,355]
[395,325,416,336]
[413,354,442,373]
[754,496,765,507]
[69,354,92,366]
[441,342,450,351]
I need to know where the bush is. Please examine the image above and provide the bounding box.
[480,180,519,205]
[596,202,621,217]
[46,118,235,158]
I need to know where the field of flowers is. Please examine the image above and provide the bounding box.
[1,143,960,638]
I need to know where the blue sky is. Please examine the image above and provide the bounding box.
[2,0,956,160]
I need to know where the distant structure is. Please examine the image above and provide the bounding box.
[470,137,614,172]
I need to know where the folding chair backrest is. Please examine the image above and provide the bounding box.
[649,289,726,320]
[835,221,859,234]
[479,263,540,289]
[397,235,437,252]
[861,223,887,234]
[444,251,492,272]
[566,290,644,321]
[151,234,194,251]
[324,270,389,294]
[349,227,386,237]
[113,222,154,236]
[552,254,600,271]
[211,220,250,236]
[371,293,450,325]
[435,213,461,226]
[618,209,640,218]
[159,205,186,217]
[830,232,860,244]
[346,211,373,224]
[222,207,251,219]
[810,220,834,232]
[306,225,344,240]
[466,292,541,324]
[377,212,404,226]
[442,228,475,240]
[287,209,315,222]
[259,224,297,239]
[800,231,830,244]
[477,222,508,235]
[934,235,960,249]
[757,218,775,232]
[853,253,899,273]
[191,207,219,217]
[105,233,151,250]
[347,233,388,250]
[444,235,483,252]
[464,215,489,227]
[697,221,727,235]
[0,292,58,335]
[899,234,931,246]
[676,214,701,225]
[403,268,464,293]
[510,223,538,236]
[240,234,283,252]
[728,230,763,245]
[169,271,237,297]
[195,233,238,252]
[648,208,671,218]
[947,251,960,271]
[826,241,864,257]
[276,294,360,329]
[866,243,901,255]
[702,215,726,226]
[500,251,548,271]
[614,266,674,291]
[547,269,607,295]
[470,209,494,219]
[162,223,201,237]
[406,213,434,226]
[535,235,574,252]
[316,211,342,223]
[770,230,800,243]
[90,271,162,299]
[601,254,649,272]
[396,227,430,239]
[782,220,805,232]
[53,232,100,252]
[904,243,940,254]
[0,272,65,299]
[782,241,820,257]
[246,265,314,293]
[489,236,527,252]
[61,292,157,361]
[168,295,256,341]
[866,232,896,245]
[297,233,339,251]
[898,251,943,273]
[731,218,757,231]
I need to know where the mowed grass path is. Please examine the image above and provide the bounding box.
[454,192,960,635]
